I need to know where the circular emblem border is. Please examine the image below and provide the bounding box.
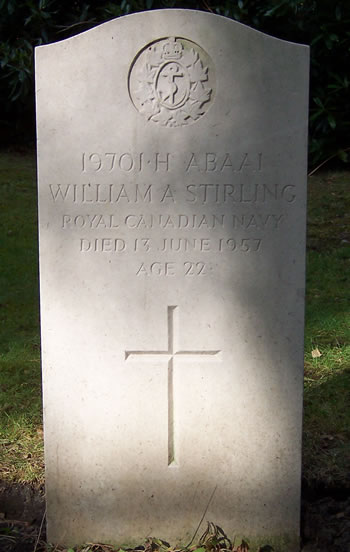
[128,37,215,128]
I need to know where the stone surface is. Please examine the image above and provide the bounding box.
[35,9,309,549]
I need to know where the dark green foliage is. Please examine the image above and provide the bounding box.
[0,0,349,168]
[211,1,350,168]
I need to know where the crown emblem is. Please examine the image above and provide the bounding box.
[163,37,183,60]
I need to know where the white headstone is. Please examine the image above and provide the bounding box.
[35,10,309,551]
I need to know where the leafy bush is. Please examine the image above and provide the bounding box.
[1,0,349,168]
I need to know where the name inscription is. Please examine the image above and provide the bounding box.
[50,182,295,205]
[46,150,296,276]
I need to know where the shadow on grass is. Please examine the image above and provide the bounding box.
[303,365,350,487]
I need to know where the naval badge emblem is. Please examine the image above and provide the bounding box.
[128,37,214,127]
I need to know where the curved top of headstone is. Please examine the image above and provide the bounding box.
[36,9,308,50]
[35,9,309,135]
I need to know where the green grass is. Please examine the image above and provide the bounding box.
[0,153,349,488]
[0,152,44,484]
[303,171,350,486]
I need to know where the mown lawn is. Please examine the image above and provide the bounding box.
[303,171,350,487]
[0,152,349,487]
[0,152,43,483]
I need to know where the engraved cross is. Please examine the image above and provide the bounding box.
[125,306,221,466]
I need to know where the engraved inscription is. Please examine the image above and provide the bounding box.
[50,182,296,205]
[46,152,296,275]
[79,236,262,258]
[136,262,177,277]
[82,152,171,173]
[135,262,211,277]
[125,306,221,465]
[185,152,262,173]
[62,213,284,231]
[81,152,263,174]
[128,38,215,127]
